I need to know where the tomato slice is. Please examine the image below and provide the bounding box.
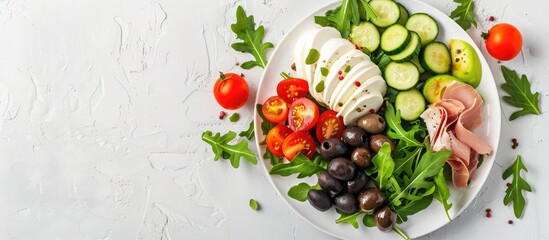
[277,78,309,103]
[266,125,293,157]
[288,98,319,132]
[315,110,345,142]
[282,131,316,160]
[261,96,288,123]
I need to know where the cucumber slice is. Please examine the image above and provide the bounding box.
[385,61,420,90]
[396,3,409,26]
[350,21,381,53]
[381,24,410,55]
[419,41,451,74]
[410,57,425,74]
[389,32,421,62]
[395,88,426,121]
[405,13,439,46]
[370,0,400,28]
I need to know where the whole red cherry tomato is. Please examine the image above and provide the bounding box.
[213,72,249,110]
[484,23,523,61]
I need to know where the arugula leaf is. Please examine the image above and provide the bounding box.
[503,155,532,218]
[263,148,282,166]
[249,199,260,210]
[393,141,423,177]
[357,0,377,22]
[433,168,453,221]
[449,0,477,30]
[500,66,541,120]
[239,121,255,140]
[362,213,376,227]
[231,6,274,69]
[394,195,433,223]
[384,102,423,148]
[256,104,275,138]
[370,50,391,72]
[269,153,325,178]
[369,143,395,190]
[389,149,452,206]
[335,210,361,229]
[314,0,376,38]
[288,182,313,202]
[202,131,258,168]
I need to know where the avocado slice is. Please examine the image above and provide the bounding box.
[449,39,482,88]
[423,74,463,103]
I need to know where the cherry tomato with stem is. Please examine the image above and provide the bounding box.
[288,98,319,132]
[266,125,293,157]
[261,96,289,124]
[483,23,523,61]
[213,72,249,110]
[282,131,316,160]
[315,110,345,142]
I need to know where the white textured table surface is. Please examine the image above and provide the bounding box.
[1,0,548,239]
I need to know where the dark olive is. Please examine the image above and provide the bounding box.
[347,170,368,195]
[319,138,348,160]
[358,188,385,213]
[342,127,368,147]
[351,147,372,168]
[358,113,386,134]
[375,206,396,232]
[328,158,356,181]
[307,189,332,212]
[334,192,358,214]
[369,134,395,153]
[318,172,344,197]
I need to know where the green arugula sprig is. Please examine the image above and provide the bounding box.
[231,6,274,69]
[385,103,423,148]
[315,0,377,38]
[450,0,477,30]
[500,66,541,120]
[269,153,326,178]
[433,169,453,221]
[503,155,532,218]
[239,121,255,140]
[202,131,257,168]
[288,182,316,202]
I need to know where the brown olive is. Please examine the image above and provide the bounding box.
[369,134,395,153]
[342,127,368,147]
[357,188,385,213]
[375,206,396,232]
[351,147,372,168]
[358,113,386,134]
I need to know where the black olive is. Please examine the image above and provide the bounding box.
[351,147,372,168]
[357,188,385,213]
[307,189,332,212]
[358,113,386,134]
[319,138,348,161]
[328,158,356,181]
[318,172,344,197]
[347,170,368,195]
[369,134,395,153]
[334,192,358,214]
[375,206,396,232]
[342,127,368,147]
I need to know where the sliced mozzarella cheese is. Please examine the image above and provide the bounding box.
[302,27,341,80]
[340,90,384,126]
[330,64,381,111]
[337,75,387,117]
[311,38,355,102]
[321,50,367,104]
[327,61,374,109]
[294,31,309,79]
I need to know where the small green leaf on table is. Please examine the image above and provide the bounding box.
[230,6,274,69]
[500,66,541,120]
[450,0,477,30]
[201,131,257,168]
[502,155,532,218]
[249,198,260,211]
[239,121,255,140]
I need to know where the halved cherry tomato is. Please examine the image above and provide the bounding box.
[282,131,316,160]
[277,78,309,103]
[266,125,293,157]
[315,110,345,142]
[288,98,319,132]
[261,96,288,123]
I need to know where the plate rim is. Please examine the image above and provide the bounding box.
[253,0,501,238]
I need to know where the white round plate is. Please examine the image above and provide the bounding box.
[254,0,501,239]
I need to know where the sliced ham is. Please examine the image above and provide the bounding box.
[421,81,492,188]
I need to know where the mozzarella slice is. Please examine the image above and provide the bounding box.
[340,90,384,126]
[337,75,387,117]
[330,64,381,111]
[293,31,310,79]
[302,27,341,81]
[311,38,355,102]
[321,50,367,104]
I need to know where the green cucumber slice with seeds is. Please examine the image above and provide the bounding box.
[396,3,410,26]
[395,88,426,121]
[419,41,451,74]
[389,32,421,62]
[350,21,381,53]
[405,13,439,46]
[370,0,401,28]
[381,24,411,55]
[385,61,420,90]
